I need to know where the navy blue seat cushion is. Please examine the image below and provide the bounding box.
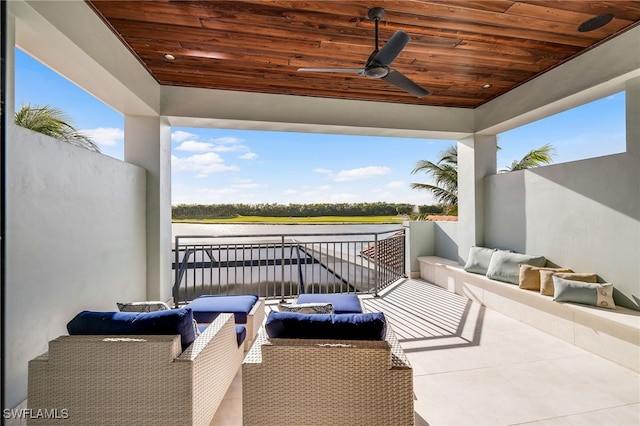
[265,311,386,340]
[67,307,196,350]
[296,293,362,314]
[186,295,259,324]
[235,325,247,347]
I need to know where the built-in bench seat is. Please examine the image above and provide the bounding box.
[417,256,640,372]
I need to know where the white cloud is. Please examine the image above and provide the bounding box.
[173,133,247,154]
[171,153,238,177]
[232,179,267,189]
[333,166,391,182]
[212,144,245,153]
[83,127,123,147]
[172,130,196,142]
[314,168,332,174]
[176,141,215,152]
[239,152,258,160]
[386,180,406,189]
[214,136,243,144]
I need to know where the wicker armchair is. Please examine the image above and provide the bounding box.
[28,313,243,426]
[242,323,414,426]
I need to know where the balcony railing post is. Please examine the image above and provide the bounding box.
[173,236,180,308]
[280,235,286,302]
[373,233,379,297]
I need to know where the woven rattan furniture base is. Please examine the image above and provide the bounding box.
[28,313,243,425]
[245,298,265,350]
[242,323,414,426]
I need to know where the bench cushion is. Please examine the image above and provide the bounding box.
[265,311,386,340]
[296,293,362,314]
[67,307,196,349]
[187,294,259,324]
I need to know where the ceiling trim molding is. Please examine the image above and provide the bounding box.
[162,85,474,139]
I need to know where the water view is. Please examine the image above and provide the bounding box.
[172,222,404,241]
[172,222,406,301]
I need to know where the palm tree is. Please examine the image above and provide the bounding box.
[15,104,101,153]
[411,143,555,215]
[410,145,458,215]
[499,143,555,172]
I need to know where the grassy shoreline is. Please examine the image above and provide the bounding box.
[172,215,405,224]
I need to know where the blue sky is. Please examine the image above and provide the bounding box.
[14,48,626,206]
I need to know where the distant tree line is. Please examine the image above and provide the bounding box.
[172,202,443,219]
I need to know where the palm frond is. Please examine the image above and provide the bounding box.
[15,104,101,153]
[504,143,555,171]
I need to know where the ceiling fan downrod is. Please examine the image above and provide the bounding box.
[368,7,385,52]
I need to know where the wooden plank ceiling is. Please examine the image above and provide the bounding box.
[86,1,640,108]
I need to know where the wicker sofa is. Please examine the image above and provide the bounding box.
[242,312,414,426]
[28,313,243,426]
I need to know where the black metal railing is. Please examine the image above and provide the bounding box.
[172,229,405,305]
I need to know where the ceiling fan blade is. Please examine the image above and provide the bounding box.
[298,67,364,74]
[382,69,430,97]
[372,30,410,66]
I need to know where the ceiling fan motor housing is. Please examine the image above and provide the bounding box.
[364,65,389,78]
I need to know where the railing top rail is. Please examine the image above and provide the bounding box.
[174,227,404,244]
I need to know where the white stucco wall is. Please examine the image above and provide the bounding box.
[405,221,435,274]
[484,153,640,309]
[434,221,459,262]
[5,126,147,408]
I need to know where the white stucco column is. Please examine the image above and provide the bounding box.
[627,76,640,159]
[457,134,497,263]
[124,115,172,302]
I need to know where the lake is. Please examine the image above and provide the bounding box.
[172,222,405,243]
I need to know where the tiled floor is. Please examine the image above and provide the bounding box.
[211,279,640,425]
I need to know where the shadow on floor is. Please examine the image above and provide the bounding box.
[363,279,485,353]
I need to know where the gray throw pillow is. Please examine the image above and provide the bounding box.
[553,276,616,309]
[486,251,546,284]
[463,246,497,275]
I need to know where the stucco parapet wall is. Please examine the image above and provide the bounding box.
[417,256,640,373]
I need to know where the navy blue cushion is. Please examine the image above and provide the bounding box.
[67,307,196,350]
[296,293,362,314]
[235,325,247,347]
[265,311,386,340]
[198,324,246,347]
[186,295,259,324]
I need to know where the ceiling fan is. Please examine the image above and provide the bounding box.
[298,7,430,98]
